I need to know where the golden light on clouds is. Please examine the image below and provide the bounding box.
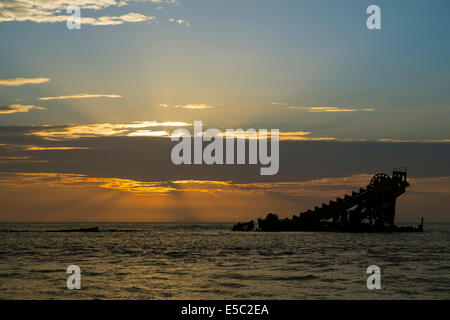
[127,130,169,137]
[28,121,190,140]
[0,77,50,86]
[0,104,45,114]
[24,122,334,142]
[25,146,90,151]
[217,130,335,141]
[37,94,123,101]
[1,172,449,222]
[0,157,48,164]
[30,124,128,140]
[0,1,160,26]
[0,172,426,197]
[288,106,375,112]
[175,104,215,110]
[272,102,375,113]
[117,121,191,128]
[378,138,450,143]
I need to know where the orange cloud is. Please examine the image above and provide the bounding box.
[216,130,334,141]
[289,106,375,112]
[127,130,169,137]
[4,173,449,199]
[25,146,90,151]
[0,173,449,222]
[0,77,50,86]
[29,121,190,140]
[0,104,45,114]
[37,94,123,101]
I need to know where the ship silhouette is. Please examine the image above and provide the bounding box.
[233,168,423,232]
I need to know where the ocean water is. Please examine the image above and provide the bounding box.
[0,223,449,300]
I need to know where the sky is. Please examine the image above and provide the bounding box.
[0,0,449,222]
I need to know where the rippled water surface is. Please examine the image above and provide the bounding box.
[0,223,449,299]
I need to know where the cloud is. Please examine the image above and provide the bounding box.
[288,106,375,112]
[1,172,449,222]
[116,121,190,128]
[217,130,335,141]
[0,172,377,196]
[175,104,215,110]
[0,157,47,164]
[272,101,375,112]
[161,103,221,109]
[277,131,335,141]
[0,172,178,195]
[28,121,190,140]
[152,0,180,4]
[2,172,450,205]
[25,146,90,151]
[169,17,190,27]
[2,125,450,191]
[77,13,155,26]
[15,121,334,141]
[127,130,169,137]
[0,77,50,86]
[0,156,30,161]
[0,0,171,26]
[0,104,46,114]
[378,138,450,143]
[37,93,123,101]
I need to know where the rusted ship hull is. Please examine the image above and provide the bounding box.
[255,216,423,233]
[233,169,424,233]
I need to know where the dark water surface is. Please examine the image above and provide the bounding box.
[0,223,449,299]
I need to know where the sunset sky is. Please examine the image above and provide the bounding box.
[1,0,449,222]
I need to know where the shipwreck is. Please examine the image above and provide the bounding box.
[233,168,423,232]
